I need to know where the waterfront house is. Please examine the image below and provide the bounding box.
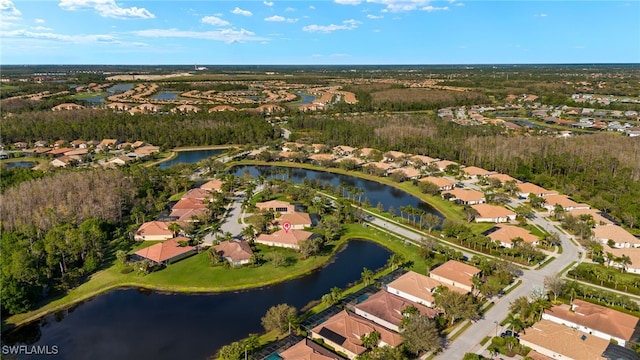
[255,200,295,214]
[274,212,312,230]
[354,290,437,332]
[279,338,345,360]
[214,240,253,267]
[471,204,516,223]
[134,237,196,265]
[134,221,176,241]
[419,176,455,191]
[442,189,486,205]
[200,179,224,193]
[255,229,313,250]
[386,271,465,307]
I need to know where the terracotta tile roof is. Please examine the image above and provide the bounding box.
[545,300,639,342]
[526,351,554,360]
[365,161,393,171]
[410,155,437,164]
[386,271,464,305]
[308,153,334,162]
[419,176,455,189]
[255,200,294,212]
[486,224,539,245]
[471,204,516,220]
[542,194,589,209]
[169,207,207,221]
[64,148,89,156]
[276,212,312,226]
[566,208,613,225]
[200,179,224,192]
[520,319,608,360]
[311,310,403,356]
[333,145,356,153]
[256,229,313,247]
[214,240,253,263]
[385,150,407,159]
[48,147,73,156]
[280,338,345,360]
[605,247,640,270]
[429,260,481,288]
[358,148,376,157]
[517,182,557,196]
[136,221,173,238]
[442,189,485,203]
[182,188,212,200]
[172,198,207,210]
[462,166,493,177]
[335,156,365,165]
[434,160,458,170]
[355,290,437,328]
[209,105,237,112]
[134,237,195,263]
[487,173,520,184]
[389,167,421,178]
[593,225,640,245]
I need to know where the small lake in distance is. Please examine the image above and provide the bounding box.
[158,149,226,169]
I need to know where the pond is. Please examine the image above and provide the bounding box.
[107,84,134,93]
[296,93,315,104]
[152,91,180,100]
[158,149,226,169]
[2,240,391,360]
[3,161,36,169]
[231,165,442,218]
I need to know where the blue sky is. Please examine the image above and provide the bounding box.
[2,0,639,64]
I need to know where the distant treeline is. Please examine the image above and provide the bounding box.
[1,109,280,148]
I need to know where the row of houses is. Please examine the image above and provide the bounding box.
[518,300,640,359]
[302,260,481,359]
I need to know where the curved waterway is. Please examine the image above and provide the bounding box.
[232,165,443,218]
[3,240,391,360]
[158,149,225,169]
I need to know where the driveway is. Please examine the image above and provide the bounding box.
[202,192,246,245]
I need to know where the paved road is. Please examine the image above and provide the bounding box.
[203,192,247,245]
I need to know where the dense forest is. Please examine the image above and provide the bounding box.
[0,167,176,315]
[1,108,280,147]
[289,113,640,229]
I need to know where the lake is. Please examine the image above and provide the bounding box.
[158,149,226,169]
[107,84,134,93]
[231,165,442,218]
[2,240,391,360]
[3,161,36,169]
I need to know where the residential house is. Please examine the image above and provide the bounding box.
[354,290,437,332]
[566,208,613,226]
[34,140,48,147]
[310,310,403,360]
[386,271,464,307]
[169,208,208,222]
[542,300,640,347]
[50,156,76,168]
[279,338,345,360]
[275,212,312,230]
[64,148,89,157]
[134,145,160,156]
[308,153,334,165]
[486,224,539,248]
[13,142,28,149]
[517,182,558,199]
[519,319,609,360]
[182,188,212,201]
[383,151,407,163]
[214,240,253,267]
[134,237,196,265]
[48,147,73,157]
[357,147,377,159]
[433,160,459,172]
[442,189,486,205]
[364,162,393,174]
[419,176,455,191]
[255,200,295,214]
[603,247,640,274]
[134,221,175,241]
[471,204,516,223]
[333,145,357,157]
[428,260,481,293]
[106,102,131,112]
[593,224,640,248]
[108,156,133,166]
[52,103,85,111]
[409,155,437,166]
[208,105,237,112]
[171,104,201,113]
[461,166,494,179]
[200,179,224,193]
[388,167,421,180]
[255,229,314,249]
[255,104,285,114]
[542,194,590,212]
[487,173,519,185]
[97,139,119,151]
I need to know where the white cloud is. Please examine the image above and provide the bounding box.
[455,2,464,6]
[231,7,252,16]
[263,1,273,6]
[422,5,448,11]
[35,18,45,23]
[132,28,265,44]
[59,0,154,19]
[33,25,53,31]
[366,0,432,12]
[309,5,316,10]
[3,29,120,44]
[201,15,230,27]
[1,0,22,27]
[302,19,361,33]
[265,15,298,23]
[335,0,362,4]
[285,7,295,12]
[366,14,383,19]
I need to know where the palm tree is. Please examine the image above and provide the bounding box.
[168,222,181,237]
[361,267,374,286]
[241,225,256,243]
[387,253,405,270]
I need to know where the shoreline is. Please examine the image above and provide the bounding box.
[144,145,237,167]
[2,235,371,331]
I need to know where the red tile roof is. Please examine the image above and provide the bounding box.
[136,221,173,238]
[429,260,481,288]
[256,229,313,247]
[214,240,253,263]
[134,237,195,263]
